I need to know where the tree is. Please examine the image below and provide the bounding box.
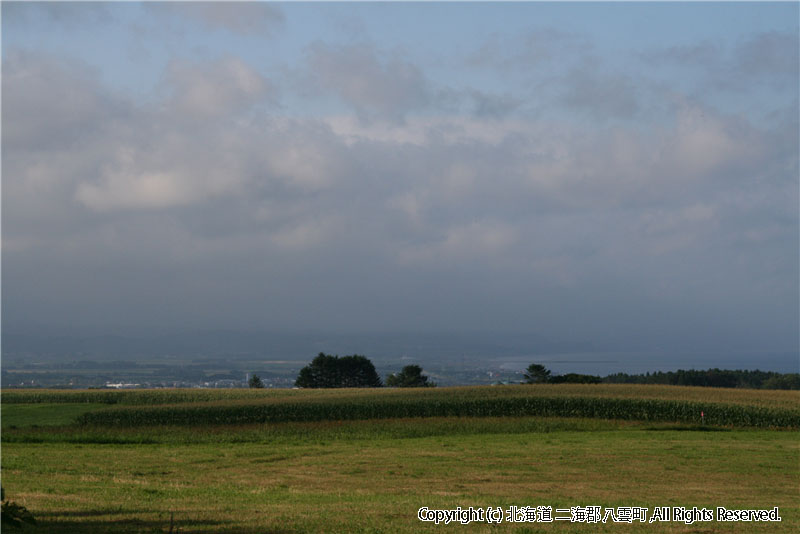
[295,353,382,388]
[523,364,551,384]
[386,365,435,387]
[248,374,265,388]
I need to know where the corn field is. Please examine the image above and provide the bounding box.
[4,384,798,428]
[73,393,799,429]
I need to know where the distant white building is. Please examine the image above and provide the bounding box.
[105,382,140,389]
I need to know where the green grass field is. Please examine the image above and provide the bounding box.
[2,385,798,533]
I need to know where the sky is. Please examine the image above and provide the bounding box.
[2,2,799,360]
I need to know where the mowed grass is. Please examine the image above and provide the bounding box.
[3,416,701,445]
[1,403,106,429]
[2,385,798,532]
[2,421,797,533]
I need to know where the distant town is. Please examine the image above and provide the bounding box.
[0,356,526,389]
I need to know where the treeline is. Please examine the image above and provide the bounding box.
[522,364,799,389]
[602,369,800,390]
[296,357,800,390]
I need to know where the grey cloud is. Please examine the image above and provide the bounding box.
[521,28,589,64]
[642,31,799,94]
[303,42,431,122]
[470,91,523,119]
[430,88,524,119]
[735,31,799,82]
[1,2,112,28]
[468,27,588,71]
[642,41,721,68]
[560,65,640,120]
[2,50,128,151]
[3,49,797,349]
[465,36,500,68]
[147,2,284,36]
[467,29,638,120]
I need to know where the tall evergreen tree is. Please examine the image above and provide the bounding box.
[386,365,435,387]
[523,364,551,384]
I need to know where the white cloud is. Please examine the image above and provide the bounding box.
[663,102,765,180]
[258,119,353,191]
[164,57,272,119]
[76,170,188,211]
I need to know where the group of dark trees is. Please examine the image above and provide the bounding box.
[295,353,383,388]
[523,364,800,389]
[267,353,436,389]
[523,364,600,384]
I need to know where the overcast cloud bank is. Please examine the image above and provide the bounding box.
[3,3,797,357]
